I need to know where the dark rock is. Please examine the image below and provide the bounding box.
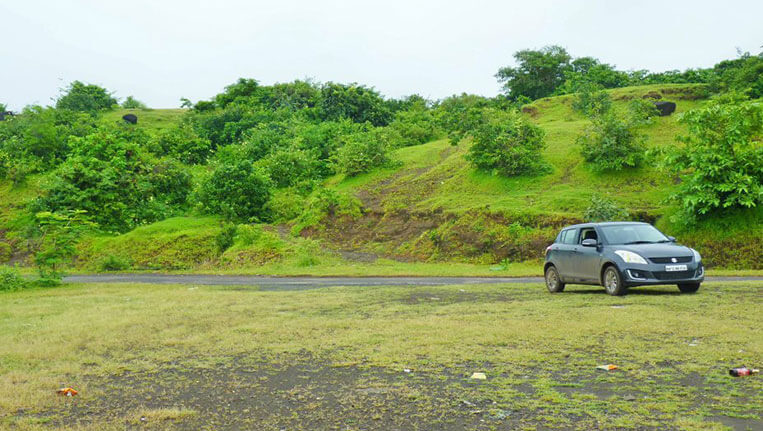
[0,111,13,121]
[122,114,138,124]
[653,101,676,116]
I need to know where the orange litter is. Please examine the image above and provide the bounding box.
[57,387,78,397]
[596,364,618,371]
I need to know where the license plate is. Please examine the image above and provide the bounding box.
[665,264,688,272]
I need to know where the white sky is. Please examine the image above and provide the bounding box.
[1,0,761,110]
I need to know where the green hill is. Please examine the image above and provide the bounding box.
[54,84,758,274]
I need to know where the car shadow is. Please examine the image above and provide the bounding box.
[565,287,682,296]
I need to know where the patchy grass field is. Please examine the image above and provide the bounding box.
[2,281,761,430]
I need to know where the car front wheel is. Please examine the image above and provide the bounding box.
[603,266,627,296]
[545,265,565,293]
[677,283,700,293]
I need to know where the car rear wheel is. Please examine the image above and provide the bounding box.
[603,266,627,296]
[677,283,700,293]
[545,265,565,293]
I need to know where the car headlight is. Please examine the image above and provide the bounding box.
[691,249,701,262]
[614,250,648,264]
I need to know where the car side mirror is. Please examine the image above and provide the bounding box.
[667,236,676,242]
[581,239,598,247]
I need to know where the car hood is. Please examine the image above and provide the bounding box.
[608,243,693,258]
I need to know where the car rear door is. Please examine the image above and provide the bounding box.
[551,228,578,279]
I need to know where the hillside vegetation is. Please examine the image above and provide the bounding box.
[1,48,761,280]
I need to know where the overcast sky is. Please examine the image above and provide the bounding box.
[1,0,761,110]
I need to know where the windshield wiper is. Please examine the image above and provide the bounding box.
[623,240,655,245]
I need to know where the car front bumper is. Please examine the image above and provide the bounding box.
[621,262,704,286]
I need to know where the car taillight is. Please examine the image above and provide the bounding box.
[545,245,553,254]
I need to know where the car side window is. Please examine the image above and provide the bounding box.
[561,229,578,245]
[579,228,598,243]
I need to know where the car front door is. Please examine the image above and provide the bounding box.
[572,227,602,282]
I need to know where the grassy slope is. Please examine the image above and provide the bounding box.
[101,108,187,132]
[2,281,761,429]
[335,84,708,218]
[2,85,761,275]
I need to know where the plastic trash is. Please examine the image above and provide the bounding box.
[57,387,78,397]
[596,364,618,371]
[470,372,487,380]
[729,366,759,377]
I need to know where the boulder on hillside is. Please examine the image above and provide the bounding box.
[654,101,676,116]
[122,114,138,124]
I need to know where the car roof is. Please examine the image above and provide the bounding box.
[561,221,648,230]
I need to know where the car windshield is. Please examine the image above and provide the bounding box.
[599,224,669,245]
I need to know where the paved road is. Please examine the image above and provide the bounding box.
[63,274,763,291]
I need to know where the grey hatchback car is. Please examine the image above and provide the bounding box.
[544,222,704,296]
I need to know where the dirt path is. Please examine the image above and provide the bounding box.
[63,274,763,290]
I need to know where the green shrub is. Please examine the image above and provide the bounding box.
[151,126,212,164]
[389,104,442,147]
[293,188,362,234]
[578,111,646,171]
[0,266,26,292]
[662,95,762,222]
[216,223,238,252]
[331,128,392,176]
[584,195,629,222]
[55,81,117,113]
[121,96,148,109]
[31,210,94,283]
[571,83,612,117]
[265,189,307,222]
[465,109,550,176]
[35,128,192,232]
[627,99,660,126]
[99,255,131,271]
[0,242,11,263]
[195,161,272,222]
[255,148,320,188]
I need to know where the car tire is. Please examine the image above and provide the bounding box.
[677,283,700,293]
[603,266,627,296]
[545,265,565,293]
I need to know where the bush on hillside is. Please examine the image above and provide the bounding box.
[34,127,192,232]
[388,102,442,147]
[577,111,647,171]
[572,83,612,117]
[627,99,661,125]
[195,161,272,222]
[708,52,763,99]
[121,96,148,109]
[465,109,550,176]
[151,126,212,164]
[331,128,393,176]
[255,148,320,188]
[0,106,97,181]
[584,195,630,222]
[662,95,762,222]
[0,266,26,292]
[55,81,117,113]
[31,210,94,283]
[318,82,392,126]
[496,45,572,100]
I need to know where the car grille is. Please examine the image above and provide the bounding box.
[649,256,692,264]
[653,270,695,280]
